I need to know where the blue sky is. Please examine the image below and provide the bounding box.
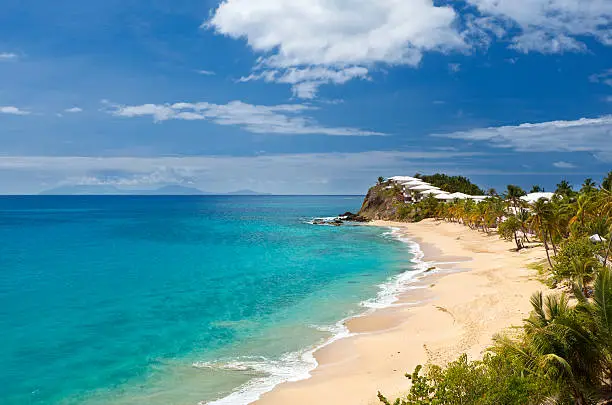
[0,0,611,194]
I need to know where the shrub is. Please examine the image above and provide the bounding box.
[498,215,523,250]
[552,237,598,280]
[378,353,554,405]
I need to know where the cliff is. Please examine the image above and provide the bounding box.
[357,183,407,220]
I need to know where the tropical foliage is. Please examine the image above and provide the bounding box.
[414,173,484,195]
[378,173,612,404]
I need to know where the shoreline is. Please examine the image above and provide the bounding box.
[253,219,550,405]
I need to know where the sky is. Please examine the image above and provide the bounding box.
[0,0,611,194]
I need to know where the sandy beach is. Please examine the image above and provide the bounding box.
[255,219,550,405]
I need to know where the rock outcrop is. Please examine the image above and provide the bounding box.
[357,184,405,220]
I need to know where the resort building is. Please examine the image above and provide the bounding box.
[387,177,485,203]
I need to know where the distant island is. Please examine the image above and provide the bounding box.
[39,184,272,196]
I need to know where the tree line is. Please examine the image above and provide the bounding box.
[378,171,612,404]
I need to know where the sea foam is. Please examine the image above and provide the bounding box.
[203,225,428,405]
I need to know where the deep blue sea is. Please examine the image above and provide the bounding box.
[0,196,419,405]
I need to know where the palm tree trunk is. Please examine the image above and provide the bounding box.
[550,230,558,256]
[513,231,522,251]
[522,228,531,243]
[543,233,553,268]
[604,233,612,268]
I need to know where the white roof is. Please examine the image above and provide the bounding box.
[590,234,607,243]
[400,180,425,186]
[521,192,555,203]
[469,195,488,200]
[389,176,420,182]
[447,192,471,199]
[407,184,440,191]
[436,194,457,200]
[419,189,449,195]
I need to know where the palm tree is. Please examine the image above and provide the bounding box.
[569,193,595,232]
[530,185,544,193]
[573,267,612,389]
[498,214,524,250]
[569,256,598,296]
[516,208,532,243]
[555,180,574,199]
[602,171,612,192]
[505,184,526,211]
[530,198,554,267]
[581,178,597,194]
[495,292,600,404]
[377,176,385,185]
[603,223,612,268]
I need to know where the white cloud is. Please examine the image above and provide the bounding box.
[437,115,612,161]
[108,100,384,136]
[448,63,461,73]
[65,107,83,113]
[0,52,18,61]
[206,0,612,96]
[467,0,612,53]
[0,106,30,115]
[0,151,483,194]
[241,66,369,99]
[196,70,216,76]
[590,69,612,87]
[208,0,465,68]
[553,161,576,169]
[207,0,466,97]
[68,167,195,187]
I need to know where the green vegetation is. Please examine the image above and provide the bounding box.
[415,173,484,195]
[377,173,612,404]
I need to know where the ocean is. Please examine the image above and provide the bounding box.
[0,196,422,405]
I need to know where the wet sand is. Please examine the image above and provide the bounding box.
[255,219,549,405]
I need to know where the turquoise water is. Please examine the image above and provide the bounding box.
[0,196,416,405]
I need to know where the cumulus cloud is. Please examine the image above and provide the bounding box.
[206,0,612,97]
[65,107,83,113]
[467,0,612,53]
[436,115,612,161]
[0,106,30,115]
[108,100,384,136]
[207,0,465,97]
[196,70,216,76]
[553,161,576,169]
